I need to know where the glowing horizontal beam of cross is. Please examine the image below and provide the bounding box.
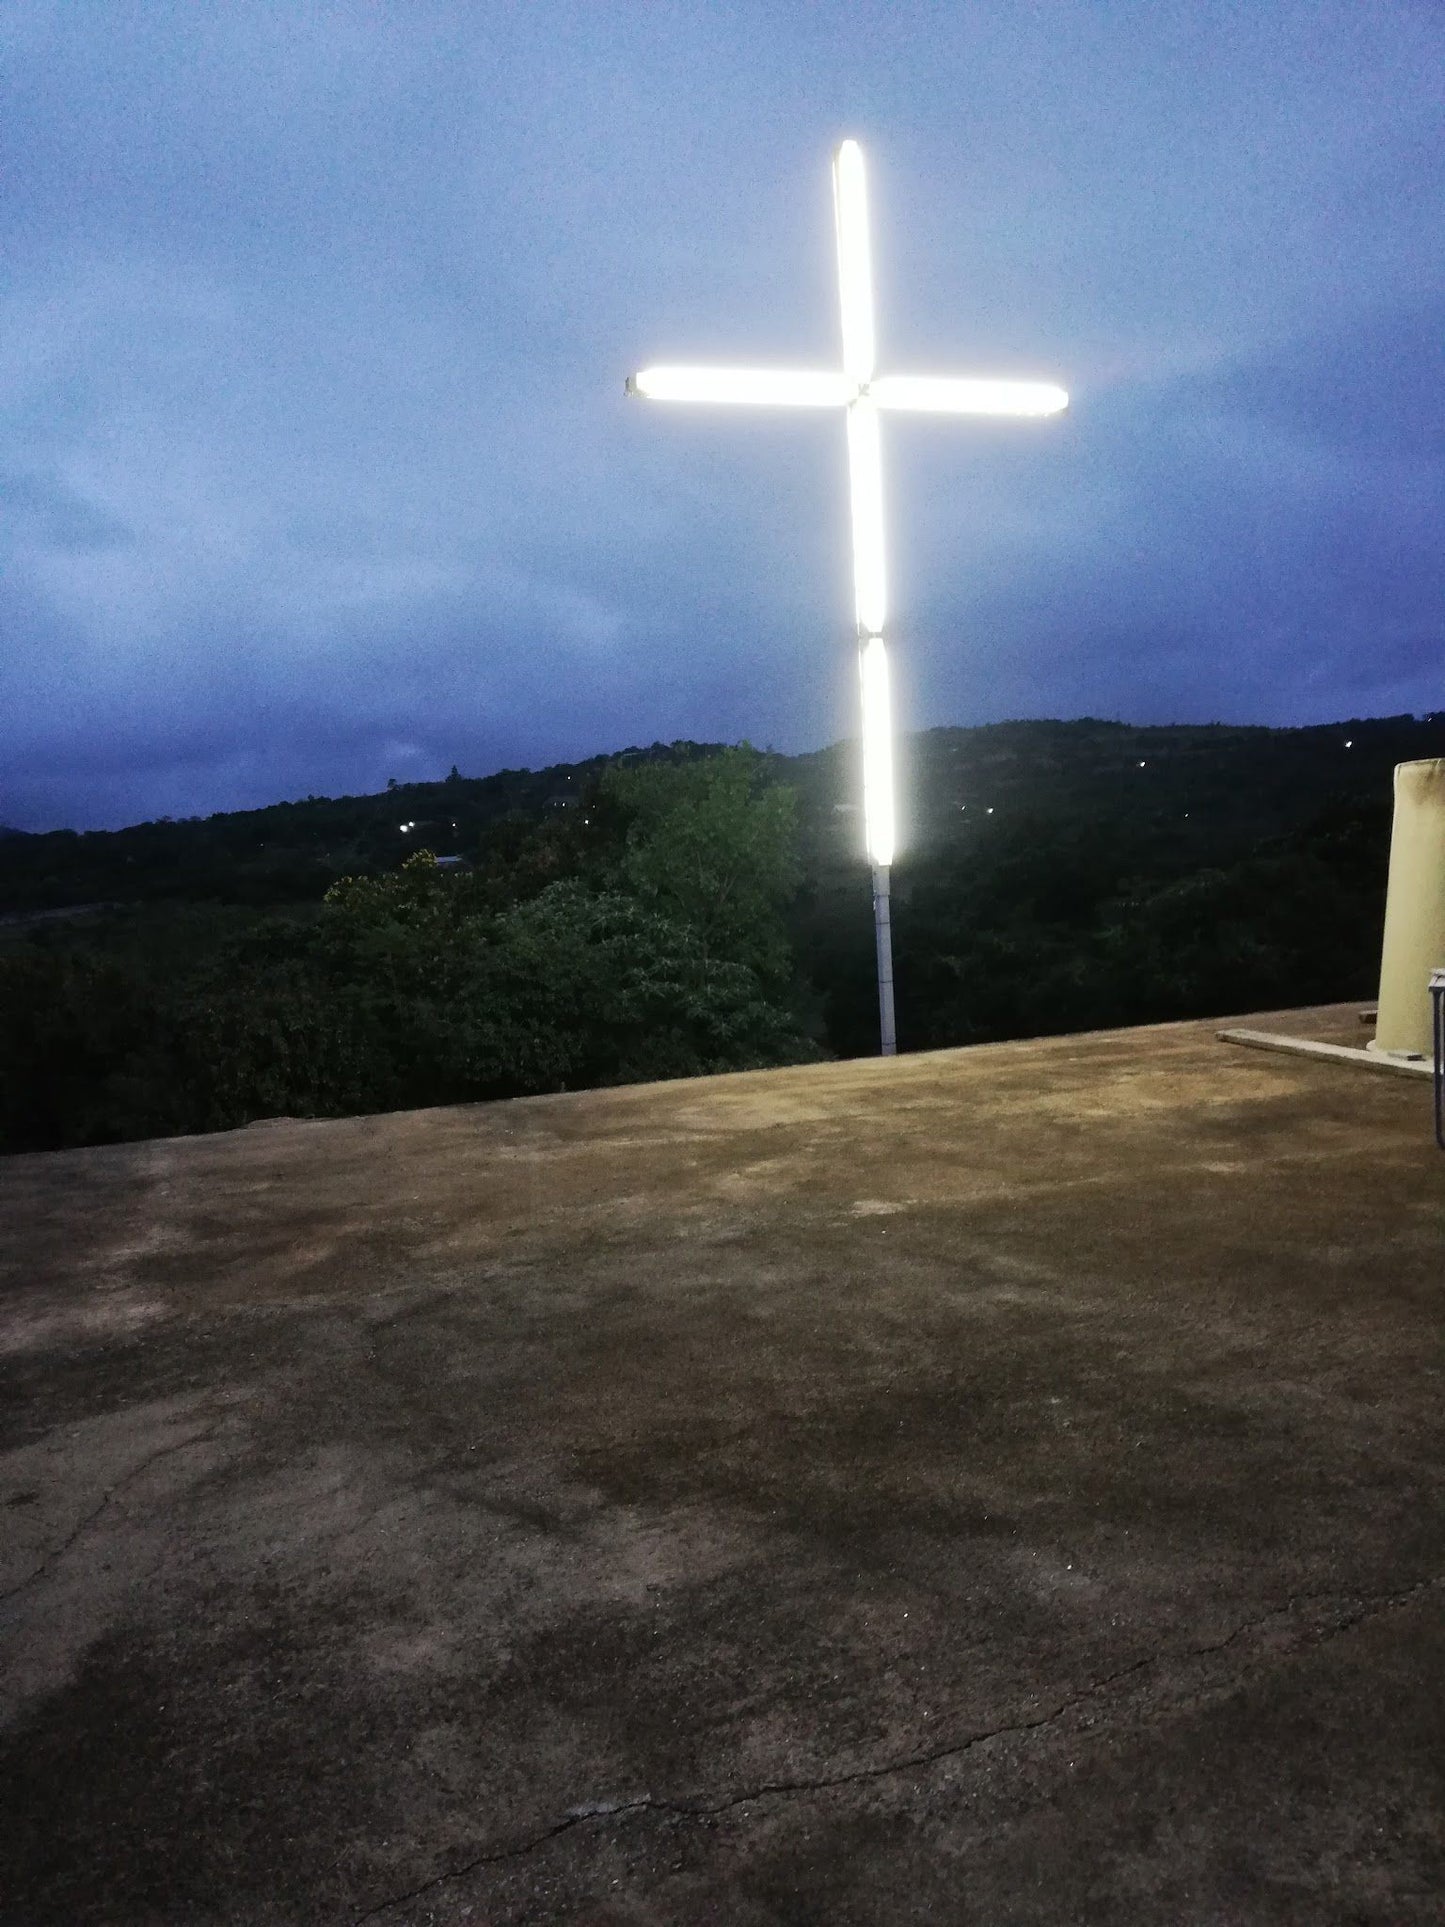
[626,139,1066,1052]
[628,367,1067,417]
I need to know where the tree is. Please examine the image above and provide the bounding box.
[482,880,813,1091]
[318,852,815,1099]
[600,746,801,989]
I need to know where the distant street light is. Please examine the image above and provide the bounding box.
[627,139,1066,1055]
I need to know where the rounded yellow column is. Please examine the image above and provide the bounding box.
[1373,758,1445,1058]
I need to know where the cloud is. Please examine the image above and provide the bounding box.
[0,466,134,553]
[1,2,1442,827]
[883,295,1443,731]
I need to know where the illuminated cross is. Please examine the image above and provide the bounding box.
[626,139,1066,1056]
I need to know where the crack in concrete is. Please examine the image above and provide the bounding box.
[350,1569,1442,1924]
[0,1421,221,1609]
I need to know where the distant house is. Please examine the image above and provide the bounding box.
[544,795,578,811]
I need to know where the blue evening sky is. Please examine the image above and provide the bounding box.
[2,1,1441,828]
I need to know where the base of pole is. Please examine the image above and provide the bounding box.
[872,861,897,1057]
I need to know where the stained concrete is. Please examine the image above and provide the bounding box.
[1,1006,1442,1924]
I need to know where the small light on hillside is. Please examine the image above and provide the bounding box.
[986,806,994,814]
[1138,760,1146,768]
[1344,739,1353,749]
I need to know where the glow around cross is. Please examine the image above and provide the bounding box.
[627,139,1067,869]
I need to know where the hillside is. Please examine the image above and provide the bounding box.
[3,713,1443,1153]
[3,714,1440,914]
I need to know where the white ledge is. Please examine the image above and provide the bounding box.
[1217,1028,1434,1079]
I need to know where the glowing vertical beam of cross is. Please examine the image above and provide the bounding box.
[835,139,897,1050]
[834,141,893,890]
[850,411,893,866]
[845,399,887,642]
[834,138,875,389]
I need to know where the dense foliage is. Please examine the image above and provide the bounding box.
[2,715,1440,1153]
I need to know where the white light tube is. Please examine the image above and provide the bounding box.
[627,367,852,407]
[846,398,886,634]
[859,633,895,867]
[832,139,876,387]
[871,375,1068,417]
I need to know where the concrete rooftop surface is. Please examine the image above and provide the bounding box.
[1,1007,1442,1925]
